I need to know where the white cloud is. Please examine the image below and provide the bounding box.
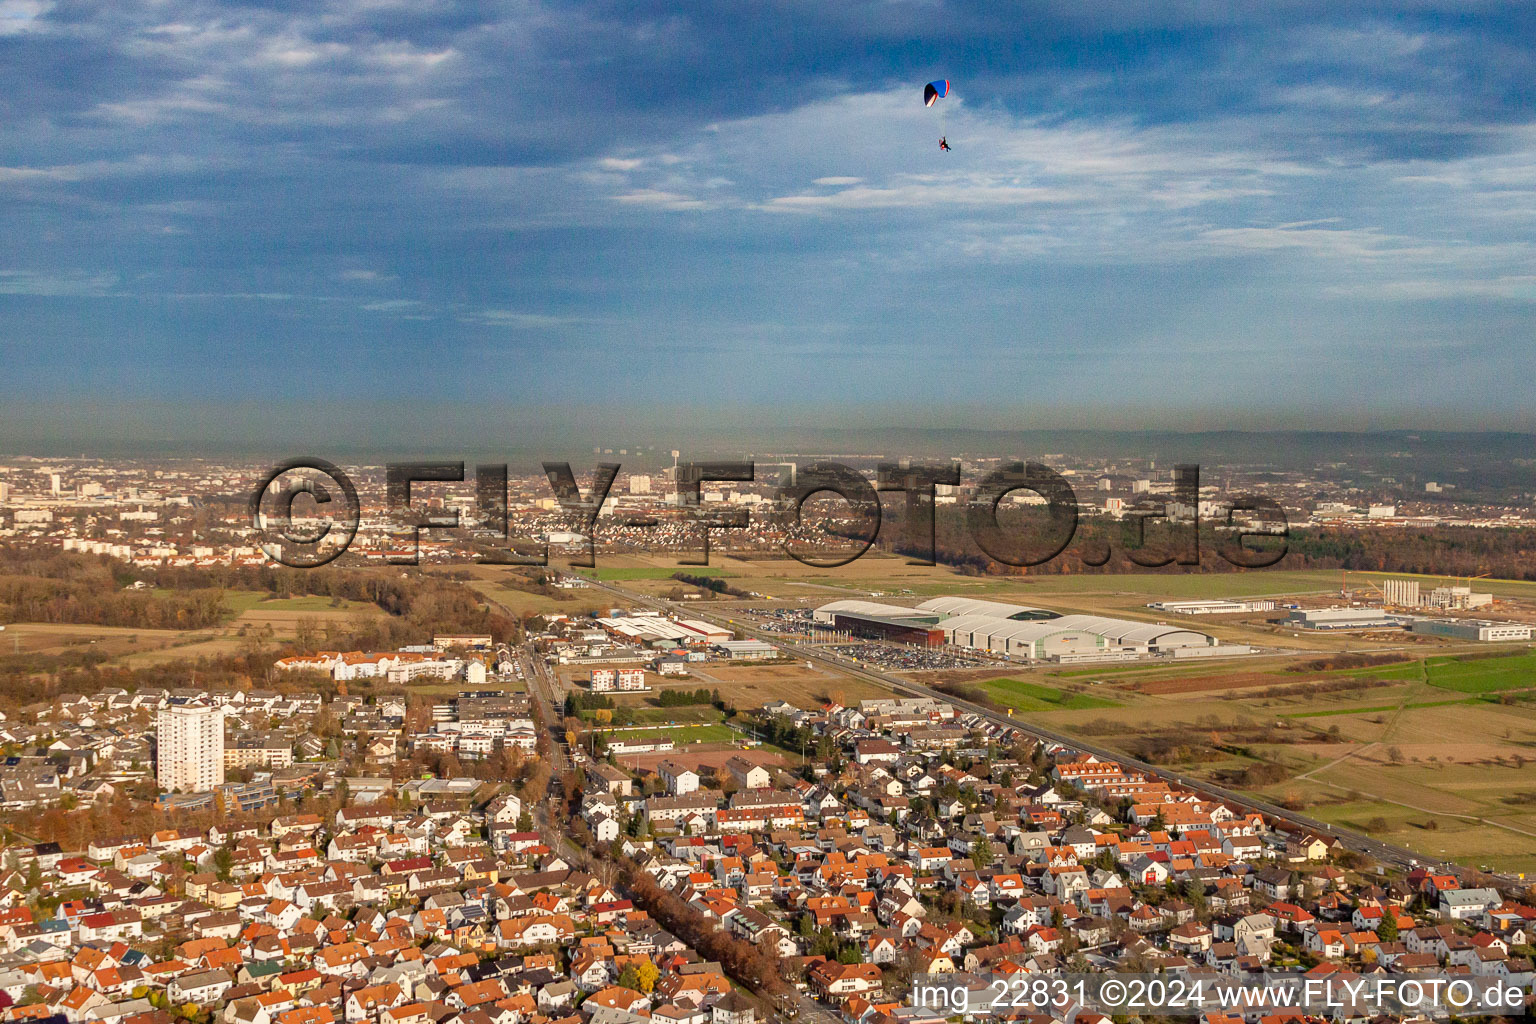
[1326,276,1536,301]
[764,181,1083,211]
[0,165,81,183]
[613,189,708,210]
[0,270,118,296]
[0,0,49,36]
[459,310,606,328]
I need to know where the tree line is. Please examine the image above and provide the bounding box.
[874,507,1536,579]
[671,573,752,597]
[0,576,230,631]
[614,856,782,997]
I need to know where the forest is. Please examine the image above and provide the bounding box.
[875,509,1536,579]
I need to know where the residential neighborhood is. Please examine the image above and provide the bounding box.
[2,676,1532,1024]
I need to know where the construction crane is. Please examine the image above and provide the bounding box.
[1438,571,1491,590]
[1341,569,1386,602]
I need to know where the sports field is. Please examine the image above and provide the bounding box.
[598,723,738,745]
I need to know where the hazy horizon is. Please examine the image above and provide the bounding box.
[4,400,1536,463]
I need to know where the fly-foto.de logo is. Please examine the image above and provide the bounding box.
[250,458,1288,570]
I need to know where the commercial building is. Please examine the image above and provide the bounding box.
[675,619,732,643]
[812,601,947,646]
[713,639,777,660]
[1285,607,1403,631]
[918,598,1214,656]
[939,613,1212,659]
[1147,599,1277,615]
[1409,618,1532,642]
[596,615,694,646]
[814,597,1217,660]
[156,701,225,793]
[916,597,1061,621]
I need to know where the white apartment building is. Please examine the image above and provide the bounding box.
[157,702,225,793]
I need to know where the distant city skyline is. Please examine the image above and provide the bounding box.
[3,2,1536,439]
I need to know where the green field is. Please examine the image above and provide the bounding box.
[220,590,375,613]
[989,640,1536,873]
[465,580,566,616]
[599,724,737,745]
[1280,699,1471,718]
[979,677,1121,711]
[581,705,722,725]
[1325,660,1424,682]
[1422,652,1536,693]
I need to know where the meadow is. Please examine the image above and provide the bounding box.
[976,677,1122,712]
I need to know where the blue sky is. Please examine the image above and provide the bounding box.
[2,1,1536,445]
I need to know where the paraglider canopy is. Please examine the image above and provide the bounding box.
[923,80,949,107]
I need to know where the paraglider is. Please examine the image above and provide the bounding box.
[924,80,950,150]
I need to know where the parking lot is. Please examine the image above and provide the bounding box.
[741,606,818,637]
[822,640,995,671]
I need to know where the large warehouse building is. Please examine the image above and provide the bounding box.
[812,600,948,646]
[813,596,1217,659]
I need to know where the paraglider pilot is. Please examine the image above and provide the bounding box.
[939,137,950,152]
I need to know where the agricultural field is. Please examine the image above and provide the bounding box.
[220,591,377,614]
[641,558,1347,600]
[1004,647,1536,874]
[1420,651,1536,692]
[1,594,397,669]
[111,591,394,668]
[463,579,568,616]
[583,566,732,581]
[0,622,193,660]
[683,660,893,708]
[976,677,1121,712]
[459,566,622,617]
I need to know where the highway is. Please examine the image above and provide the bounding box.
[577,576,1527,896]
